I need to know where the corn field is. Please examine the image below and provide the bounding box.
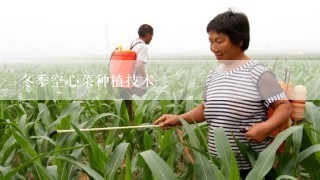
[1,57,320,179]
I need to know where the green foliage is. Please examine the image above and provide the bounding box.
[246,126,303,180]
[180,119,222,180]
[105,142,129,179]
[0,98,320,179]
[214,127,239,180]
[139,150,177,179]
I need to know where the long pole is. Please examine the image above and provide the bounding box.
[49,124,160,137]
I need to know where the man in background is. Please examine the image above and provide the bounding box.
[122,24,154,123]
[130,24,153,96]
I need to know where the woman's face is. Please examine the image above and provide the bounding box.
[208,31,243,61]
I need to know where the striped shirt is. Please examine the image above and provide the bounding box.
[203,60,285,170]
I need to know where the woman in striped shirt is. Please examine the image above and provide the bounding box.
[154,10,292,178]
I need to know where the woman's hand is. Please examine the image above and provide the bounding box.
[154,114,181,130]
[245,100,292,143]
[245,122,271,143]
[154,104,206,130]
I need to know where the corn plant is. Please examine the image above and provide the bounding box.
[1,57,320,179]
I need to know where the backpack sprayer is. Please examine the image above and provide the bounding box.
[269,68,307,138]
[267,68,307,153]
[109,44,140,89]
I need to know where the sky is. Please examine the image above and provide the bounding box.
[0,0,319,59]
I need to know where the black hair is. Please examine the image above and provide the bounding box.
[206,10,250,51]
[138,24,153,37]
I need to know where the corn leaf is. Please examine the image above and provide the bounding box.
[246,125,303,180]
[143,132,153,150]
[54,155,104,180]
[299,129,320,179]
[85,113,121,129]
[3,145,87,179]
[125,153,132,180]
[105,142,129,179]
[305,102,320,143]
[0,136,17,165]
[292,125,303,159]
[276,175,297,180]
[158,128,175,154]
[180,119,222,180]
[106,118,120,145]
[214,127,239,180]
[10,130,55,179]
[49,101,81,130]
[18,114,27,137]
[38,103,52,127]
[233,135,258,167]
[282,144,320,175]
[71,123,107,174]
[139,150,177,180]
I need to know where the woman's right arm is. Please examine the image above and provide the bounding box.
[154,104,206,129]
